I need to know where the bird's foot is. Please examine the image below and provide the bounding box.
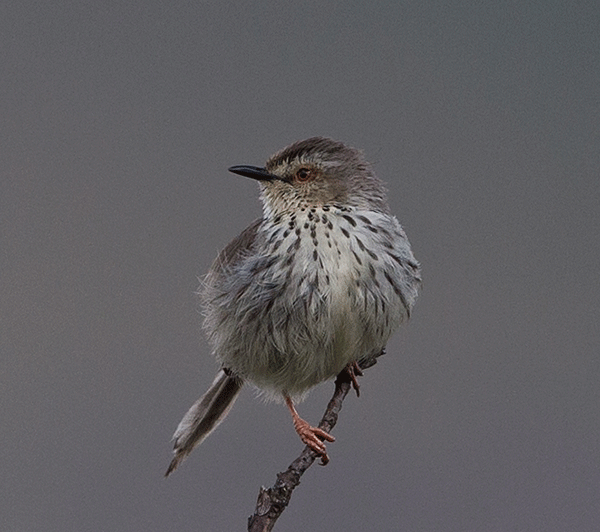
[285,395,335,465]
[293,416,335,465]
[344,361,364,397]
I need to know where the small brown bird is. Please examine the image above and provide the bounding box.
[166,137,421,475]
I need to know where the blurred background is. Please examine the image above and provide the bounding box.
[2,2,598,531]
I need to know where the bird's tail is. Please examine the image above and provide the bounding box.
[165,369,243,476]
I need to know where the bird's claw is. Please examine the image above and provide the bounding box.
[293,417,335,464]
[345,361,364,397]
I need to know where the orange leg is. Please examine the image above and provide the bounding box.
[285,396,335,464]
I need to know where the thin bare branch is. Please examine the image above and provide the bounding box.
[247,351,384,532]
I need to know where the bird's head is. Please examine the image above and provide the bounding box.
[229,137,389,218]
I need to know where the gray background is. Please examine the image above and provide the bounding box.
[2,2,599,531]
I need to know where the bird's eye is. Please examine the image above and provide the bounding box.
[295,168,312,183]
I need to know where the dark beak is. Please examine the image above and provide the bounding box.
[228,165,276,182]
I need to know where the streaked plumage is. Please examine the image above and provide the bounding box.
[167,137,421,474]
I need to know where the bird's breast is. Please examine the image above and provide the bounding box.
[205,206,419,398]
[259,206,415,350]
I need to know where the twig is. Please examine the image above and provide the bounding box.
[247,351,384,532]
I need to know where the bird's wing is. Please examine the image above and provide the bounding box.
[208,217,263,278]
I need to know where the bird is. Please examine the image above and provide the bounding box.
[165,137,421,476]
